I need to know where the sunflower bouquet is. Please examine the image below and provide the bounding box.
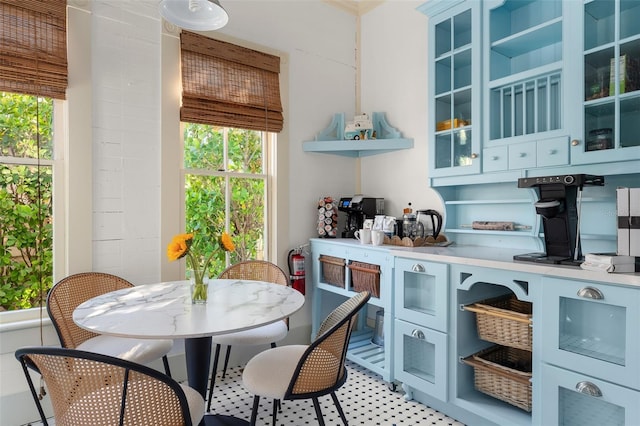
[167,232,235,303]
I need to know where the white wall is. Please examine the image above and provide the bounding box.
[359,1,444,221]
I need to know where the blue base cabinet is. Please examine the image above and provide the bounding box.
[541,364,640,425]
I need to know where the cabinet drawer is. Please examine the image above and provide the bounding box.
[537,136,569,167]
[541,277,640,390]
[508,141,536,169]
[483,146,508,172]
[541,363,640,426]
[394,319,448,402]
[394,258,449,332]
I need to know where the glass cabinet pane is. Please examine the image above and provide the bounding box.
[453,50,472,90]
[584,0,615,51]
[454,129,472,167]
[401,270,437,316]
[559,297,626,366]
[403,333,436,384]
[559,387,625,426]
[619,39,640,95]
[620,97,640,148]
[620,0,640,40]
[585,102,615,151]
[436,57,452,95]
[435,18,451,57]
[435,134,452,169]
[453,9,471,49]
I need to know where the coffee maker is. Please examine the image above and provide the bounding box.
[514,174,604,266]
[338,195,384,238]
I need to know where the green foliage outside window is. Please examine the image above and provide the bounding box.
[183,124,266,278]
[0,92,54,311]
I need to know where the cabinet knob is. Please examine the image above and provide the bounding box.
[576,381,602,397]
[548,149,557,155]
[577,286,604,300]
[412,263,425,273]
[519,152,527,157]
[571,139,580,146]
[471,153,478,159]
[491,155,499,161]
[411,329,425,340]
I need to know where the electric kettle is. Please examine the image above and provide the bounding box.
[416,209,442,238]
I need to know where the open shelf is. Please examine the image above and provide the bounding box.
[347,328,387,377]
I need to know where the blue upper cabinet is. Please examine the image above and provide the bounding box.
[569,0,640,165]
[420,0,482,178]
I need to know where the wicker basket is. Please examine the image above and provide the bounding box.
[463,346,532,412]
[348,261,380,298]
[463,295,532,351]
[319,255,345,288]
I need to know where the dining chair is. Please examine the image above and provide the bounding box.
[242,291,371,426]
[16,346,204,426]
[207,260,290,411]
[46,272,173,376]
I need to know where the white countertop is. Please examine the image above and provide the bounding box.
[311,238,640,288]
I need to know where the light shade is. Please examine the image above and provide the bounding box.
[159,0,228,31]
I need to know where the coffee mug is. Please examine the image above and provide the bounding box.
[355,228,371,244]
[371,230,385,246]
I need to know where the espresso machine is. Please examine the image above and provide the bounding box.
[338,195,384,238]
[514,174,604,266]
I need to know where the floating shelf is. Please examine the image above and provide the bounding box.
[303,112,414,157]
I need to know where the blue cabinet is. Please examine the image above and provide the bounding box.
[394,258,449,332]
[421,0,482,178]
[541,364,640,425]
[541,277,640,391]
[310,239,394,382]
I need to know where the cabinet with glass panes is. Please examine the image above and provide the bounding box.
[420,0,482,178]
[571,0,640,165]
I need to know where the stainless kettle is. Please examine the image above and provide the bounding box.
[416,209,442,238]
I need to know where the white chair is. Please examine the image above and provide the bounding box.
[242,291,371,426]
[47,272,173,375]
[207,260,290,411]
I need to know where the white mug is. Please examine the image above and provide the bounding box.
[371,230,385,246]
[355,228,371,244]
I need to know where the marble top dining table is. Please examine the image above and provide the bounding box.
[73,279,305,426]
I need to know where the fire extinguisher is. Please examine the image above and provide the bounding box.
[288,248,305,295]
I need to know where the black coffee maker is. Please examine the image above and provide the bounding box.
[514,174,604,266]
[338,195,384,238]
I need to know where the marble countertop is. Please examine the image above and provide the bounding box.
[311,238,640,288]
[73,279,305,339]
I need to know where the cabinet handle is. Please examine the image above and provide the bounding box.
[548,149,557,155]
[411,329,425,340]
[412,263,425,273]
[571,139,580,146]
[577,286,604,300]
[471,153,478,159]
[491,155,499,161]
[576,381,602,397]
[519,152,527,157]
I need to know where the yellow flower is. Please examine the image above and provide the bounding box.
[166,233,193,261]
[220,232,235,252]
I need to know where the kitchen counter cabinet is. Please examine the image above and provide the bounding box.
[309,238,640,426]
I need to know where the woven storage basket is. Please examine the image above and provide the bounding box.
[348,261,380,298]
[319,255,345,288]
[463,295,532,351]
[463,346,532,412]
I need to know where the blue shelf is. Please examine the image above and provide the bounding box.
[303,138,414,157]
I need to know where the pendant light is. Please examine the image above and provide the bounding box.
[159,0,229,31]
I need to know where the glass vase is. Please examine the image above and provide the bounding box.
[188,269,209,304]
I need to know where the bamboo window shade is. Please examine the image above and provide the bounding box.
[0,0,68,99]
[180,31,283,132]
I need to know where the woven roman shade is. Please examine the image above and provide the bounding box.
[180,31,283,132]
[0,0,68,99]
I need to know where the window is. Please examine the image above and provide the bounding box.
[0,92,55,311]
[183,124,271,277]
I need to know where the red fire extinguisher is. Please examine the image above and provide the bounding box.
[288,248,305,295]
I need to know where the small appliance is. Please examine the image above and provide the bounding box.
[338,195,384,238]
[514,174,604,266]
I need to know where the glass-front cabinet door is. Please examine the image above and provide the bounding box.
[572,0,640,164]
[394,319,448,402]
[541,364,640,425]
[425,1,481,178]
[394,258,448,332]
[541,277,640,391]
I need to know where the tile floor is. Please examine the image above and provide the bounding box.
[26,360,465,426]
[210,360,465,426]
